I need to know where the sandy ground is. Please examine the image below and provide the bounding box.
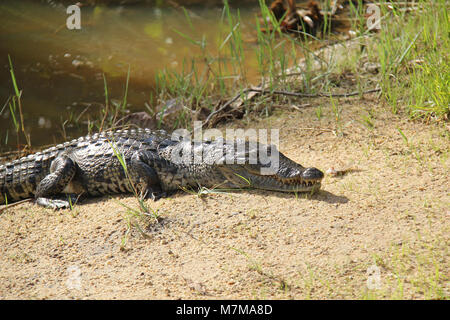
[0,97,448,299]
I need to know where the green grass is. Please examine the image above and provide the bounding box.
[375,0,449,120]
[6,55,31,151]
[114,198,160,251]
[108,132,162,247]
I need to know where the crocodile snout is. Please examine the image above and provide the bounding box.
[301,167,324,180]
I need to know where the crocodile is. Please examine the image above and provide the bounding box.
[0,128,324,208]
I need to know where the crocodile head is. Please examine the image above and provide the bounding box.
[214,142,324,193]
[163,138,324,193]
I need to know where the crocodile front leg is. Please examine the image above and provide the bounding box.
[35,155,77,209]
[129,151,166,201]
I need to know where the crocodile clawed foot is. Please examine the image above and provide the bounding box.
[149,191,167,201]
[35,194,79,210]
[36,198,71,209]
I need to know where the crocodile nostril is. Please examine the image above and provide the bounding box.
[302,167,324,180]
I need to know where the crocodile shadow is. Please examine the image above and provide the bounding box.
[137,187,349,205]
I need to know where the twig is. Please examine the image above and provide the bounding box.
[202,89,252,128]
[249,87,381,98]
[296,127,334,132]
[202,87,381,127]
[287,103,311,111]
[1,96,11,115]
[0,199,33,214]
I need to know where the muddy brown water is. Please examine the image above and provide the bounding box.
[0,0,346,153]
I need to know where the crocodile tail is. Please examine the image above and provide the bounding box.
[0,155,50,205]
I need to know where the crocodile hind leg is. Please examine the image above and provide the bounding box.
[129,152,166,201]
[35,156,77,209]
